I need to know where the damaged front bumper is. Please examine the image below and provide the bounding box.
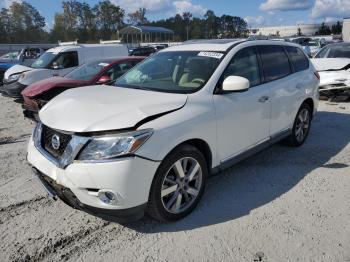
[319,70,350,102]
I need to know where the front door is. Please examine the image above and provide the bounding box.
[214,46,271,162]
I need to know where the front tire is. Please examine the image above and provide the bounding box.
[287,103,312,147]
[147,144,208,222]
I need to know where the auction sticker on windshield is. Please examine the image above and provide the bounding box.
[198,52,223,59]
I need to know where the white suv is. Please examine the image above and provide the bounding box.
[27,40,319,222]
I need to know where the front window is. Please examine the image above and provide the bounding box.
[115,51,222,93]
[31,51,79,69]
[66,61,111,81]
[31,52,56,68]
[315,44,350,58]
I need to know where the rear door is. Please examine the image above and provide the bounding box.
[257,45,298,136]
[214,46,271,161]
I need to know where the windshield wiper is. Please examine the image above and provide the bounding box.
[117,84,152,91]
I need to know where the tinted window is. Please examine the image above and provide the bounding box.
[315,44,350,58]
[286,46,309,72]
[259,45,291,82]
[222,47,260,87]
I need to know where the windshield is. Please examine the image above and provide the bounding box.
[0,51,19,60]
[115,51,222,93]
[31,52,56,68]
[315,44,350,58]
[66,60,110,81]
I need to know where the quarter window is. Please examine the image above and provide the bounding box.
[259,45,291,82]
[222,47,261,87]
[285,46,309,72]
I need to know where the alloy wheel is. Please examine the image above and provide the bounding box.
[295,108,310,143]
[160,157,203,214]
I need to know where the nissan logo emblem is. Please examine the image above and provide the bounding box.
[51,134,60,150]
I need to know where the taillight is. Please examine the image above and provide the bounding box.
[314,71,320,80]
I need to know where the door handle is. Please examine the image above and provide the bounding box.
[258,96,269,103]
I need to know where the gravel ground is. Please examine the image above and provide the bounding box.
[0,95,349,262]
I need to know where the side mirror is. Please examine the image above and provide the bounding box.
[52,62,59,70]
[222,76,250,92]
[97,75,111,84]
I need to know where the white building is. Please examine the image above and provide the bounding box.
[343,17,350,41]
[251,23,335,37]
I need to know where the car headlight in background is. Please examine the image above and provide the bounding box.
[8,73,21,82]
[77,129,153,161]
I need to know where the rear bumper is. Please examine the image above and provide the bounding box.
[2,81,27,98]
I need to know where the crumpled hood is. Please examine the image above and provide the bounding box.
[4,64,32,79]
[39,85,187,132]
[22,77,88,98]
[312,58,350,71]
[319,70,350,87]
[17,68,53,86]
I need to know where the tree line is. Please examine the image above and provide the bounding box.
[315,22,342,35]
[0,0,249,44]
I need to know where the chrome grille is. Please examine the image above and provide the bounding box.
[42,125,72,159]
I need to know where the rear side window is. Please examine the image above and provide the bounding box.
[259,45,291,82]
[222,47,261,87]
[285,46,309,72]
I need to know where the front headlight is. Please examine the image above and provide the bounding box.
[77,129,153,161]
[8,73,21,82]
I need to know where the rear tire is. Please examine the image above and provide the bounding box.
[287,103,312,147]
[147,144,208,222]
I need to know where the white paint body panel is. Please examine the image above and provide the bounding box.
[312,58,350,71]
[28,40,319,212]
[39,85,187,132]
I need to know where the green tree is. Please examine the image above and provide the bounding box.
[0,1,46,43]
[94,0,125,40]
[204,10,218,39]
[75,2,97,42]
[182,12,192,40]
[316,22,331,35]
[331,21,342,34]
[297,27,302,36]
[50,13,66,42]
[127,7,148,25]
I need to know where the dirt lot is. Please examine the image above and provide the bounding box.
[0,95,350,262]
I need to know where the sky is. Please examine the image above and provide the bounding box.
[0,0,349,29]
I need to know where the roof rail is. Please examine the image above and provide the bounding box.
[100,40,121,44]
[58,40,78,46]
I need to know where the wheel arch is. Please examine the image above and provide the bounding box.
[164,138,213,172]
[302,97,314,118]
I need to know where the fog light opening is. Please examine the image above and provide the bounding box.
[98,190,118,205]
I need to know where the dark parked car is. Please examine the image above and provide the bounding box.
[129,46,157,56]
[21,56,145,120]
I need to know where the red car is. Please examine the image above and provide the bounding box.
[21,56,145,120]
